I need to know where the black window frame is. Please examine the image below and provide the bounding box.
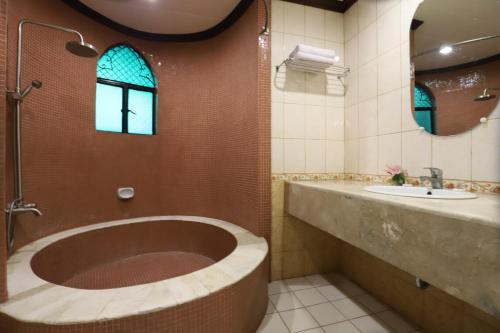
[96,43,158,136]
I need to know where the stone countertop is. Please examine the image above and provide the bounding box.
[286,181,500,319]
[289,181,500,228]
[0,216,268,324]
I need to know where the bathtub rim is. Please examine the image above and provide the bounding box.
[0,216,268,325]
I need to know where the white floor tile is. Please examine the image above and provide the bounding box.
[270,292,303,311]
[333,298,372,319]
[280,308,319,333]
[316,285,348,301]
[301,328,326,333]
[294,288,328,306]
[285,277,314,291]
[269,280,291,295]
[353,294,388,313]
[306,274,332,287]
[351,315,394,333]
[376,310,415,333]
[337,281,367,297]
[326,273,350,284]
[257,313,289,333]
[307,302,346,326]
[324,321,362,333]
[266,300,276,314]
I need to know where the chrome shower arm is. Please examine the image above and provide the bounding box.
[16,19,84,92]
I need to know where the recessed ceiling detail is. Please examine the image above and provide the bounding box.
[62,0,254,41]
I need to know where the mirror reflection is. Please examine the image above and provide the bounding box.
[410,0,500,135]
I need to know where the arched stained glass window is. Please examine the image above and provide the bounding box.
[414,83,435,134]
[96,44,157,135]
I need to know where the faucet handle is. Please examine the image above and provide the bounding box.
[424,167,442,178]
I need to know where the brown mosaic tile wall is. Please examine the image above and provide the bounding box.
[0,0,7,302]
[339,242,500,333]
[256,0,272,244]
[0,255,269,333]
[2,0,270,254]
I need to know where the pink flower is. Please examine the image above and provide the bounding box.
[385,165,404,176]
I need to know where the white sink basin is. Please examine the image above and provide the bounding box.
[364,185,477,199]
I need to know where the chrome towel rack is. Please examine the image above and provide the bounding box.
[276,58,350,79]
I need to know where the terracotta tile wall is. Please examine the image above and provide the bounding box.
[0,0,7,302]
[1,0,270,294]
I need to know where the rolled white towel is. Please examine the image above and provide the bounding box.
[290,44,336,59]
[290,51,335,66]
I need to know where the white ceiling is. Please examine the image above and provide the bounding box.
[80,0,242,34]
[413,0,500,71]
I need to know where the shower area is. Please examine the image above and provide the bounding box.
[0,0,271,332]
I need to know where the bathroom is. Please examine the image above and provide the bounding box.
[0,0,498,332]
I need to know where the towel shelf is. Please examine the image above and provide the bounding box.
[276,58,350,79]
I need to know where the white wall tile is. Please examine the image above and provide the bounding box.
[284,139,306,173]
[358,0,377,31]
[284,2,305,35]
[306,140,326,173]
[358,60,378,102]
[326,141,345,173]
[400,41,411,85]
[326,107,345,140]
[345,139,359,173]
[272,0,285,33]
[305,7,325,39]
[402,130,431,177]
[305,73,326,106]
[378,47,401,94]
[378,133,402,174]
[358,98,378,138]
[345,105,359,140]
[471,119,500,182]
[272,138,284,174]
[345,70,359,107]
[305,105,326,139]
[358,23,377,66]
[432,134,472,180]
[284,104,305,138]
[359,136,378,174]
[377,0,400,17]
[377,4,401,55]
[325,11,344,43]
[345,37,359,71]
[271,2,344,175]
[272,102,284,138]
[378,89,402,135]
[344,3,358,41]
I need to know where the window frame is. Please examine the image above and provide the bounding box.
[414,82,436,135]
[96,44,157,135]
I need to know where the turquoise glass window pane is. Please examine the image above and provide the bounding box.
[128,89,154,135]
[96,83,122,133]
[414,85,433,108]
[97,45,157,88]
[415,111,432,133]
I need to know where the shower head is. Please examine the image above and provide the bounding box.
[65,40,99,58]
[31,80,42,89]
[474,89,498,102]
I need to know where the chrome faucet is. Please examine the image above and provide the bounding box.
[419,167,443,189]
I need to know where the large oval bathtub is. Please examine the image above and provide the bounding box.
[0,216,269,333]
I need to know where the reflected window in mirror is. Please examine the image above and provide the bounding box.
[414,83,436,134]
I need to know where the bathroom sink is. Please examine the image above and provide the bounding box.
[364,185,477,199]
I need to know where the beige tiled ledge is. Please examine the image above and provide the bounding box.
[285,181,500,319]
